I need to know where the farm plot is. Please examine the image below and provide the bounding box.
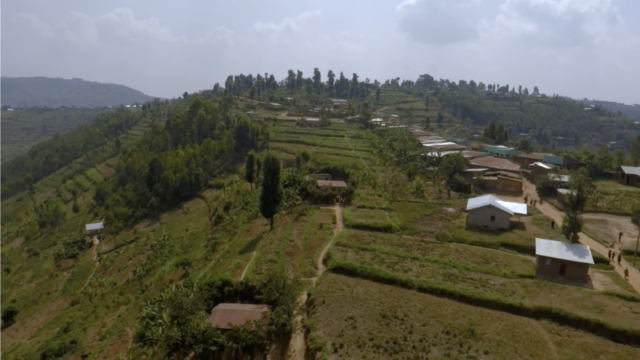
[308,274,640,359]
[328,245,640,332]
[342,208,398,233]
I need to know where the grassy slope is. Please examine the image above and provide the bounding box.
[0,107,116,161]
[3,91,640,359]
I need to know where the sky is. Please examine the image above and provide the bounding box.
[2,0,639,104]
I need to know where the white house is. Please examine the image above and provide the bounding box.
[465,195,527,230]
[85,222,104,236]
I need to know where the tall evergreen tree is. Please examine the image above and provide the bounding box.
[259,155,283,230]
[244,151,256,189]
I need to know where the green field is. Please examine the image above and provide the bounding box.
[1,107,115,161]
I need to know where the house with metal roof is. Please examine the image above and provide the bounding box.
[209,303,270,330]
[616,166,640,187]
[535,238,594,283]
[468,155,521,173]
[465,195,527,230]
[85,222,104,235]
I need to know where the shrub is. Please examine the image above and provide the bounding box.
[1,305,19,326]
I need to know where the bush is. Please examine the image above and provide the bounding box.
[1,305,19,326]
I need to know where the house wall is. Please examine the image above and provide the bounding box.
[535,256,589,283]
[466,206,511,230]
[616,168,640,187]
[495,177,523,193]
[530,166,550,181]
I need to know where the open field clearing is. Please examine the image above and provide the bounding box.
[308,274,640,359]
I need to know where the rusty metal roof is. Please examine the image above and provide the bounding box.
[317,180,348,188]
[209,303,270,330]
[468,155,520,172]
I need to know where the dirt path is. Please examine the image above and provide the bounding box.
[240,251,257,281]
[81,237,100,291]
[287,205,343,360]
[581,212,638,249]
[516,180,640,294]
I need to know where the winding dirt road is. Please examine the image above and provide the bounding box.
[511,180,640,294]
[286,205,343,360]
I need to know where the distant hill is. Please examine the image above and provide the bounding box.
[577,98,640,119]
[1,76,160,108]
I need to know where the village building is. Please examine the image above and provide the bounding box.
[514,153,546,167]
[529,162,555,180]
[461,150,485,160]
[535,238,594,283]
[468,155,521,174]
[465,195,527,230]
[316,180,348,191]
[330,99,348,110]
[209,303,270,331]
[422,142,466,151]
[548,173,571,186]
[85,222,104,236]
[481,171,524,194]
[556,188,575,202]
[483,145,519,159]
[616,166,640,187]
[460,168,488,180]
[388,114,400,123]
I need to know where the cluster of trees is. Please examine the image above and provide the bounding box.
[134,270,297,359]
[482,120,509,144]
[34,196,66,229]
[95,96,264,231]
[221,69,373,102]
[52,232,93,263]
[1,107,142,198]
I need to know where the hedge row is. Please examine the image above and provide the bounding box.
[335,241,535,279]
[328,260,640,346]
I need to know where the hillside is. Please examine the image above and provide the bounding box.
[579,99,640,120]
[1,77,159,108]
[2,73,640,359]
[1,107,116,162]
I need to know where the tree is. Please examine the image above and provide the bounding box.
[516,137,534,153]
[259,155,283,230]
[327,70,335,96]
[244,151,257,189]
[375,88,381,103]
[249,86,256,100]
[533,86,539,95]
[561,202,584,243]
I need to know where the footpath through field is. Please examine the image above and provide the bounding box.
[507,180,640,294]
[286,205,343,360]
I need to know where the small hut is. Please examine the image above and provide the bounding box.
[535,238,594,283]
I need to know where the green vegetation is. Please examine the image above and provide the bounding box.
[3,70,640,359]
[0,107,115,161]
[1,76,158,108]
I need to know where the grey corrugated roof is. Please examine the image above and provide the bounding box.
[620,166,640,176]
[535,238,594,264]
[85,222,104,231]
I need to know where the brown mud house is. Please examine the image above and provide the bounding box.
[467,155,521,174]
[616,166,640,187]
[535,238,594,283]
[481,171,523,194]
[465,195,527,230]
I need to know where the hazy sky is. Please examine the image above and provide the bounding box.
[3,0,639,103]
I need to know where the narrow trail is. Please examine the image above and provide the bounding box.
[516,180,640,294]
[240,251,257,281]
[80,237,100,291]
[286,205,343,360]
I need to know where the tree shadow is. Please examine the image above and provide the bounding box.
[238,232,265,255]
